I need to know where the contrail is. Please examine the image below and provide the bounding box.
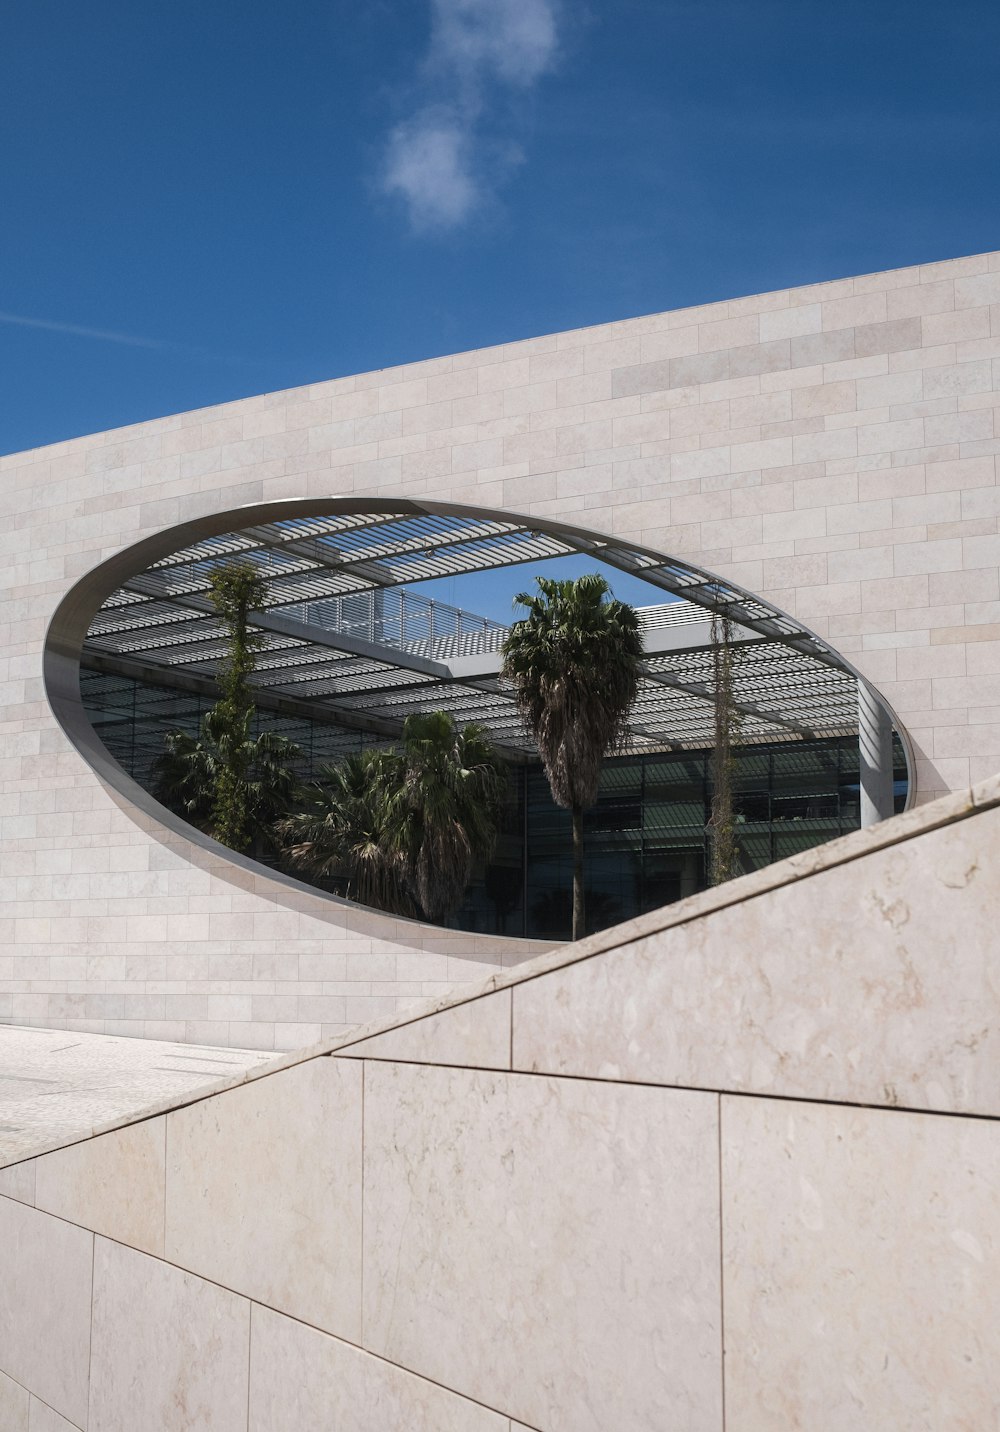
[0,309,255,365]
[0,309,171,349]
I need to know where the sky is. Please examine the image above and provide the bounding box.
[3,0,1000,457]
[409,554,669,623]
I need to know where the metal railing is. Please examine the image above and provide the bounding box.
[285,588,508,661]
[284,587,701,661]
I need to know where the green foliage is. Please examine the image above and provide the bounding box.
[707,610,743,885]
[153,560,300,854]
[500,572,643,939]
[278,711,505,922]
[397,710,506,920]
[154,707,301,853]
[277,748,415,915]
[207,563,269,850]
[153,725,220,832]
[156,560,504,913]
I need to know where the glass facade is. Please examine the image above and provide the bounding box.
[81,667,908,944]
[80,667,375,785]
[458,736,907,940]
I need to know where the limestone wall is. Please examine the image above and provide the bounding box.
[1,776,998,1428]
[2,248,999,1047]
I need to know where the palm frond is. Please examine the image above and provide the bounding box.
[275,716,505,923]
[500,573,644,810]
[276,748,416,916]
[155,710,301,850]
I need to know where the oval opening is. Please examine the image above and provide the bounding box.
[45,498,913,942]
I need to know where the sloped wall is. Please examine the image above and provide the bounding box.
[2,247,999,1047]
[2,776,998,1429]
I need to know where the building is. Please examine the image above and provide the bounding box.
[3,248,999,1048]
[2,249,1000,1430]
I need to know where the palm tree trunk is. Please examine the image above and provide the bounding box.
[571,803,585,941]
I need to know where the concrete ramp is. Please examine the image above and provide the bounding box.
[2,777,999,1429]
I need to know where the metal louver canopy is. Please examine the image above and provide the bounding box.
[81,507,862,756]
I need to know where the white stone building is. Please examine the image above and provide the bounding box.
[3,247,1000,1048]
[2,249,1000,1430]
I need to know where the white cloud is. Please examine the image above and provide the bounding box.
[383,110,479,232]
[430,0,559,88]
[379,0,560,232]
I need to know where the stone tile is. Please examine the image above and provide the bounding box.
[886,279,955,319]
[669,350,731,387]
[728,338,791,377]
[28,1401,81,1432]
[953,270,1000,308]
[89,1237,249,1432]
[165,1056,363,1338]
[791,379,856,418]
[363,1063,722,1432]
[698,313,759,352]
[722,1096,1000,1430]
[0,1198,92,1428]
[0,1026,271,1166]
[759,304,822,341]
[34,1116,165,1256]
[823,291,888,328]
[924,358,994,398]
[0,1158,35,1205]
[0,1371,29,1432]
[924,307,992,345]
[338,989,511,1069]
[512,801,1000,1116]
[790,328,856,368]
[855,316,922,356]
[609,359,671,399]
[249,1304,508,1432]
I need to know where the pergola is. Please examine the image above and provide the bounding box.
[80,507,871,764]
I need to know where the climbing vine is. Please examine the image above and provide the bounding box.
[208,562,268,851]
[708,608,743,884]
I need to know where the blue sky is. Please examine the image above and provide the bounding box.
[3,0,999,457]
[410,554,669,623]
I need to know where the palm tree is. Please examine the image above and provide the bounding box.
[277,748,416,916]
[153,560,302,854]
[154,706,301,855]
[397,710,506,921]
[153,725,219,834]
[501,573,643,941]
[277,712,505,922]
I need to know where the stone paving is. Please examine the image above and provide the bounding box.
[0,1025,273,1167]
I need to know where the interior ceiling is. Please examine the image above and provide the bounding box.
[81,508,862,756]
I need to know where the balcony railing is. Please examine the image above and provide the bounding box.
[284,588,704,662]
[284,588,509,661]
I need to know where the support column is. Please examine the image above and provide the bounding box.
[858,680,895,827]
